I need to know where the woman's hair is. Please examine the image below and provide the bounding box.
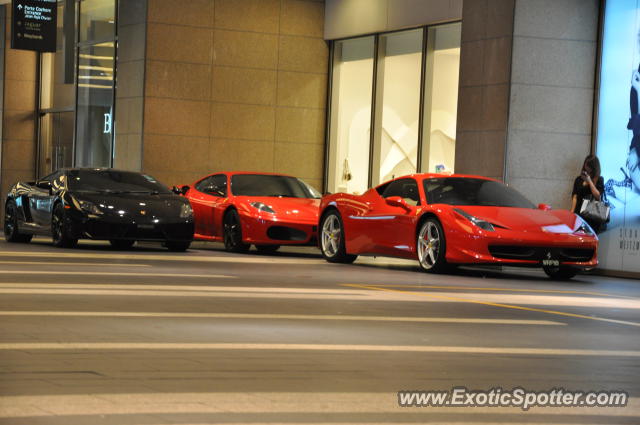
[582,155,601,181]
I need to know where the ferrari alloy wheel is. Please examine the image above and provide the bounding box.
[320,210,357,264]
[256,244,280,254]
[110,239,135,250]
[417,218,447,273]
[51,204,78,248]
[223,209,250,253]
[543,265,579,280]
[4,201,32,243]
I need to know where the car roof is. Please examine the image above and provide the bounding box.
[379,173,501,185]
[202,171,298,179]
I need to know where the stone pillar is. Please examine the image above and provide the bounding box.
[506,0,599,208]
[1,6,38,214]
[114,0,147,171]
[455,0,515,181]
[142,0,328,190]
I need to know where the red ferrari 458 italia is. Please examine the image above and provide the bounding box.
[176,172,321,253]
[318,174,598,279]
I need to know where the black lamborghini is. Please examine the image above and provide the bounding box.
[3,168,194,250]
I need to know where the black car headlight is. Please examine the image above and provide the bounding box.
[454,208,495,232]
[573,217,595,236]
[179,203,193,219]
[250,202,275,214]
[75,199,104,216]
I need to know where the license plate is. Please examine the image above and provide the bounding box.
[138,224,155,230]
[542,252,560,267]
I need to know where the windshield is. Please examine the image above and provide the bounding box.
[67,170,170,194]
[423,178,535,208]
[231,174,321,198]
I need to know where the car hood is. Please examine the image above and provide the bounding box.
[238,196,320,218]
[72,192,188,217]
[453,206,580,233]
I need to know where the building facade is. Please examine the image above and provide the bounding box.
[2,0,635,274]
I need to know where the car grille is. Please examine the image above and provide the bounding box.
[267,226,307,241]
[488,245,595,262]
[83,221,192,241]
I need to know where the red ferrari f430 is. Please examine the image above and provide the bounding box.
[176,172,321,253]
[318,174,598,279]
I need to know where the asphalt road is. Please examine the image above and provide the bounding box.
[0,237,639,424]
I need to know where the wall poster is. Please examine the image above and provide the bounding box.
[596,0,640,272]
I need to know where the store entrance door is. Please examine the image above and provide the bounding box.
[38,111,75,176]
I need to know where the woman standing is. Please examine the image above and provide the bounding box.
[572,155,605,233]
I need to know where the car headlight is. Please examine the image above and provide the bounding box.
[250,202,275,214]
[179,203,193,219]
[454,208,495,231]
[77,199,103,216]
[573,217,595,236]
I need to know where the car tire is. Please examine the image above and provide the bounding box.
[416,217,448,273]
[319,210,357,264]
[223,209,250,253]
[4,201,32,243]
[51,203,78,248]
[256,244,280,254]
[110,239,135,250]
[543,265,579,280]
[165,241,191,252]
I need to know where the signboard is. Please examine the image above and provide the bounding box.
[595,0,640,273]
[11,0,57,52]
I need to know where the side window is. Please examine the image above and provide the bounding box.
[195,174,227,197]
[381,178,420,206]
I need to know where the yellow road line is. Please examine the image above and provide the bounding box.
[0,342,639,356]
[363,284,640,300]
[0,311,565,325]
[343,284,640,328]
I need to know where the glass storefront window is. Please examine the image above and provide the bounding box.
[79,0,116,42]
[326,23,461,193]
[327,37,375,194]
[373,29,423,185]
[75,42,115,167]
[39,0,76,176]
[420,24,461,174]
[37,0,118,176]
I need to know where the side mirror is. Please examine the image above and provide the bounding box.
[386,196,409,210]
[538,203,551,211]
[172,185,189,195]
[36,181,52,194]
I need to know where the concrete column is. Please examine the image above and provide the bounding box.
[454,0,515,181]
[1,5,38,213]
[506,0,599,209]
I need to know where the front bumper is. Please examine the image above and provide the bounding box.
[67,215,194,242]
[445,227,598,268]
[240,214,317,245]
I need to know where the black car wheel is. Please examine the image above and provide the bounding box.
[320,210,357,263]
[4,201,32,243]
[543,265,579,280]
[255,244,280,254]
[52,203,78,248]
[110,239,135,250]
[223,209,250,253]
[416,218,448,273]
[165,241,191,252]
